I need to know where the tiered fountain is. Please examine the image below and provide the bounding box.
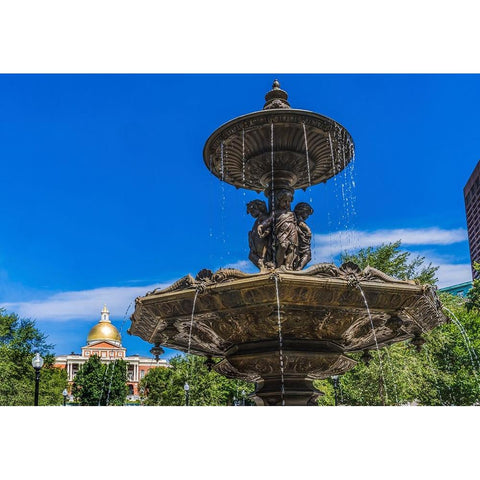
[128,81,447,405]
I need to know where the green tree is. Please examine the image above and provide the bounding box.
[140,354,254,406]
[72,355,128,406]
[0,308,67,406]
[314,242,480,405]
[422,293,480,405]
[341,240,439,285]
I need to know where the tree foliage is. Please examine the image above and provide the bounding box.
[140,354,254,406]
[340,240,439,285]
[72,354,128,406]
[314,243,480,405]
[0,308,67,406]
[466,262,480,312]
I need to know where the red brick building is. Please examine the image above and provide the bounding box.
[464,160,480,279]
[55,305,168,400]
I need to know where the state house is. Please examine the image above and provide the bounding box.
[55,305,168,400]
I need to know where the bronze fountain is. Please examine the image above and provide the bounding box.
[128,80,447,405]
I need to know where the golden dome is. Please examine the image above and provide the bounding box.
[86,305,122,345]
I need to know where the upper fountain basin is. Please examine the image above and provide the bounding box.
[203,108,355,193]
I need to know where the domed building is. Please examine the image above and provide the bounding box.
[55,305,168,401]
[86,304,122,347]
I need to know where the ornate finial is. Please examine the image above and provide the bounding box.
[264,79,291,110]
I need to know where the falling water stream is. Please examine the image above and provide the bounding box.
[273,275,286,406]
[219,142,227,262]
[328,131,347,256]
[443,306,480,370]
[423,345,446,405]
[220,141,225,183]
[302,122,313,201]
[178,289,200,405]
[356,284,389,403]
[208,154,215,246]
[270,122,277,264]
[270,122,285,405]
[383,348,400,404]
[186,289,200,379]
[409,306,480,404]
[326,129,359,259]
[441,306,480,399]
[242,128,246,192]
[270,122,275,210]
[302,122,316,258]
[239,128,249,258]
[97,362,110,406]
[341,137,357,250]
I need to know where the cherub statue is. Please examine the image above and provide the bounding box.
[294,202,314,270]
[247,200,272,270]
[259,189,298,270]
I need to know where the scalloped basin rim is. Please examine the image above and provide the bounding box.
[129,266,447,358]
[135,270,422,306]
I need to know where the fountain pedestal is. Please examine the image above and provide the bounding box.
[218,340,355,406]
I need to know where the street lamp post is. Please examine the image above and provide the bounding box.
[32,353,44,406]
[150,344,164,362]
[332,375,339,406]
[62,388,68,406]
[184,382,190,406]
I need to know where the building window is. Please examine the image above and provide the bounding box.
[102,351,106,357]
[140,370,145,379]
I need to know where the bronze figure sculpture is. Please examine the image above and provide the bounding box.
[248,194,314,271]
[294,202,314,270]
[247,200,273,270]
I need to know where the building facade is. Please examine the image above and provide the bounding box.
[55,305,168,401]
[438,281,473,298]
[464,160,480,279]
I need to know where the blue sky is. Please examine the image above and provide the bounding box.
[0,74,477,358]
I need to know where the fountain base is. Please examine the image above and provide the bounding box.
[214,339,356,405]
[128,263,447,405]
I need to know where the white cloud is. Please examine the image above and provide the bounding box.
[406,249,472,288]
[1,226,470,323]
[223,259,257,272]
[312,227,467,260]
[222,227,470,287]
[436,263,472,288]
[1,283,167,322]
[311,227,470,288]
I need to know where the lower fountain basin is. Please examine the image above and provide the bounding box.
[128,262,447,405]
